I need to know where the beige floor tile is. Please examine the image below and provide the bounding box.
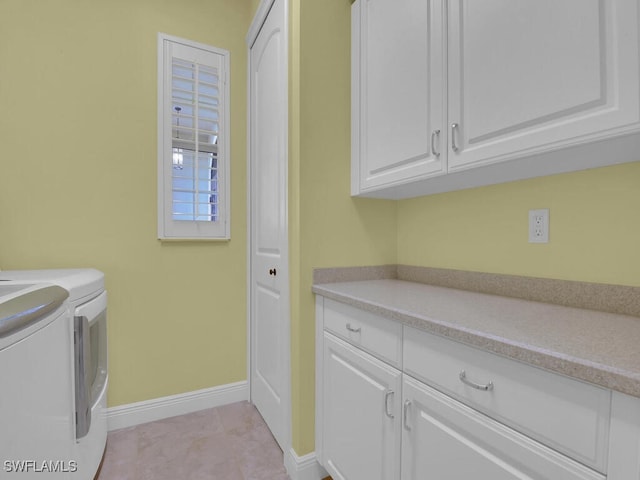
[96,401,289,480]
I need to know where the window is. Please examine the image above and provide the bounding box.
[157,34,230,240]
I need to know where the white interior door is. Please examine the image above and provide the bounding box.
[249,0,289,452]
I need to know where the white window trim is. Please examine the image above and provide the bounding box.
[157,33,231,241]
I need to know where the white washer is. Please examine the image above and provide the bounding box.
[0,269,108,480]
[0,283,74,478]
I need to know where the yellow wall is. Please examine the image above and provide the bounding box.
[289,0,640,455]
[0,0,253,406]
[250,0,263,17]
[398,162,640,287]
[290,0,398,453]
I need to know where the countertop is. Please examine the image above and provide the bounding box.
[312,279,640,398]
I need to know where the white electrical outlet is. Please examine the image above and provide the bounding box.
[529,209,549,243]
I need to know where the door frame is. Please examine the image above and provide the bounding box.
[246,0,291,455]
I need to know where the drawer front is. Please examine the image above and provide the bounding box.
[404,326,611,473]
[402,376,604,480]
[324,299,402,368]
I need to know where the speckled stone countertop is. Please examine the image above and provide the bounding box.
[312,279,640,398]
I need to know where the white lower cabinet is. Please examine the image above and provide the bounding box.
[401,375,602,480]
[315,296,640,480]
[322,332,402,480]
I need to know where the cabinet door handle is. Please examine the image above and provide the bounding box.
[403,400,412,430]
[384,390,395,419]
[451,123,460,152]
[459,370,494,391]
[345,323,361,333]
[430,129,441,157]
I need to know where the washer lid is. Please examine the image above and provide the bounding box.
[0,269,104,303]
[0,284,68,338]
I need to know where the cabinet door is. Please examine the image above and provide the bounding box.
[323,332,402,480]
[448,0,640,170]
[352,0,445,194]
[401,376,604,480]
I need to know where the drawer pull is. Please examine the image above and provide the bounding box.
[459,370,494,391]
[384,390,394,419]
[403,400,412,430]
[345,323,361,333]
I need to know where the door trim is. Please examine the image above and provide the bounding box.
[247,0,276,48]
[246,0,291,454]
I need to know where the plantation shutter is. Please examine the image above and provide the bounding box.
[158,35,230,239]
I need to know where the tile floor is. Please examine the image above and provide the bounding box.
[96,401,290,480]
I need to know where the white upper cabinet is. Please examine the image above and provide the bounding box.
[448,0,640,170]
[351,0,446,194]
[351,0,640,199]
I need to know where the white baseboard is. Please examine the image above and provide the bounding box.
[284,448,328,480]
[107,380,248,431]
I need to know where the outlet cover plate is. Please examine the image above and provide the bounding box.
[529,209,549,243]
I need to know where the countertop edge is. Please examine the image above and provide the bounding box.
[312,283,640,398]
